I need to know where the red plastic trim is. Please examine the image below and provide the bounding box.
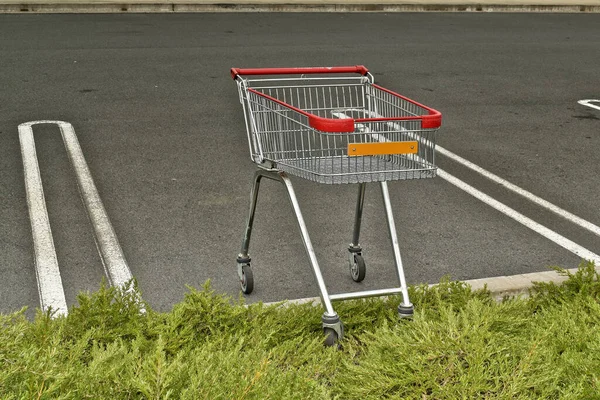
[309,115,355,133]
[421,112,442,129]
[231,65,369,79]
[354,113,442,129]
[246,83,442,133]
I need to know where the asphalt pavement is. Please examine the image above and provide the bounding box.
[1,13,599,316]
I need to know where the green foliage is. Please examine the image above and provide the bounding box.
[1,262,599,399]
[529,260,600,310]
[409,275,493,316]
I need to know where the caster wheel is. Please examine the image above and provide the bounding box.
[398,303,414,319]
[324,328,338,347]
[240,264,254,294]
[350,254,366,282]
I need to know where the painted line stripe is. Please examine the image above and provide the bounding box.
[578,99,600,111]
[19,125,68,316]
[334,109,600,238]
[435,146,600,238]
[19,121,135,315]
[56,121,134,288]
[333,110,599,262]
[437,167,600,265]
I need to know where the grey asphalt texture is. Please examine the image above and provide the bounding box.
[1,13,599,316]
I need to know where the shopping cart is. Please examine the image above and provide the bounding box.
[231,66,441,345]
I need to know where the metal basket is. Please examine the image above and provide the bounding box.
[235,68,440,184]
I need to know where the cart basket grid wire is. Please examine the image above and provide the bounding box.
[237,73,441,184]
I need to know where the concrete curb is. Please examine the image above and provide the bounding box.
[2,2,599,13]
[263,265,597,308]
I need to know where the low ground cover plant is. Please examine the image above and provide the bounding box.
[1,261,599,399]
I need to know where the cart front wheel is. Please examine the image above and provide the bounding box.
[324,328,338,347]
[350,254,366,282]
[240,264,254,294]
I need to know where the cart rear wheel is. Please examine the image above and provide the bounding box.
[240,264,254,294]
[350,254,366,282]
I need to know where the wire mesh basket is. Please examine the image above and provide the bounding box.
[234,66,441,184]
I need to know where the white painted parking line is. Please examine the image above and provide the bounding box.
[438,168,600,265]
[57,122,133,288]
[334,109,600,239]
[19,125,68,316]
[578,99,600,111]
[435,146,600,238]
[333,110,600,263]
[19,121,135,316]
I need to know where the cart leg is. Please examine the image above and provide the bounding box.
[348,183,366,282]
[278,172,343,341]
[380,182,414,318]
[236,170,264,294]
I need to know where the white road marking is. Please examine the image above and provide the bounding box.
[578,99,600,111]
[331,109,600,263]
[435,146,600,238]
[19,121,135,316]
[438,168,600,265]
[334,109,600,238]
[19,125,68,316]
[57,122,133,288]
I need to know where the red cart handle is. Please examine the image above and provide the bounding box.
[231,65,369,79]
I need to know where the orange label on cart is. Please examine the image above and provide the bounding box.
[347,141,419,156]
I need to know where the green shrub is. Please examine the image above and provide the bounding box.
[1,262,598,399]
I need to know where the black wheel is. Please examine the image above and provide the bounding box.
[398,303,414,319]
[324,328,338,347]
[350,254,366,282]
[240,264,254,294]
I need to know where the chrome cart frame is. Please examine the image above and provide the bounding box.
[231,66,442,345]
